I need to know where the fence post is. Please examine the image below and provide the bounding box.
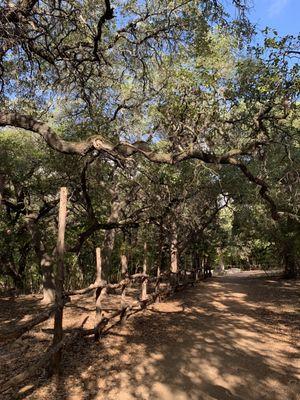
[170,222,179,288]
[120,282,128,324]
[95,247,102,283]
[51,186,67,374]
[155,263,161,302]
[141,242,148,301]
[118,251,128,323]
[95,286,107,341]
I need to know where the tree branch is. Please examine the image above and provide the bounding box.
[0,111,282,220]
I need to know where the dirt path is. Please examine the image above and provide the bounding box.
[3,272,300,400]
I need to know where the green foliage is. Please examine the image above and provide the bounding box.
[0,1,299,291]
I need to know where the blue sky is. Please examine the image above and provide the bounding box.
[249,0,299,36]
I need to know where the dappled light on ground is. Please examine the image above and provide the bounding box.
[1,272,299,399]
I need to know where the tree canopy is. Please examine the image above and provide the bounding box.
[0,0,299,294]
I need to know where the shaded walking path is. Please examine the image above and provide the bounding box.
[21,273,300,399]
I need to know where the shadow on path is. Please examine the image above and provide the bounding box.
[3,273,300,400]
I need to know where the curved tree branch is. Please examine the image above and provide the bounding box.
[0,111,284,221]
[0,112,260,161]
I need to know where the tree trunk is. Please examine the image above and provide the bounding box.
[280,218,300,279]
[102,191,125,279]
[26,213,56,304]
[8,266,22,292]
[157,219,164,277]
[215,248,225,275]
[170,222,178,273]
[283,242,298,278]
[121,253,128,277]
[16,242,31,292]
[41,253,56,304]
[51,187,67,374]
[170,222,179,288]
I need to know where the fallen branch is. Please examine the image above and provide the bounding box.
[67,280,107,296]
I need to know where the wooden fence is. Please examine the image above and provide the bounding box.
[0,187,207,395]
[0,266,204,394]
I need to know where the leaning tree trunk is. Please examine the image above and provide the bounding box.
[51,187,67,374]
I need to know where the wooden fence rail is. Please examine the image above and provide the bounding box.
[0,266,205,395]
[0,188,208,395]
